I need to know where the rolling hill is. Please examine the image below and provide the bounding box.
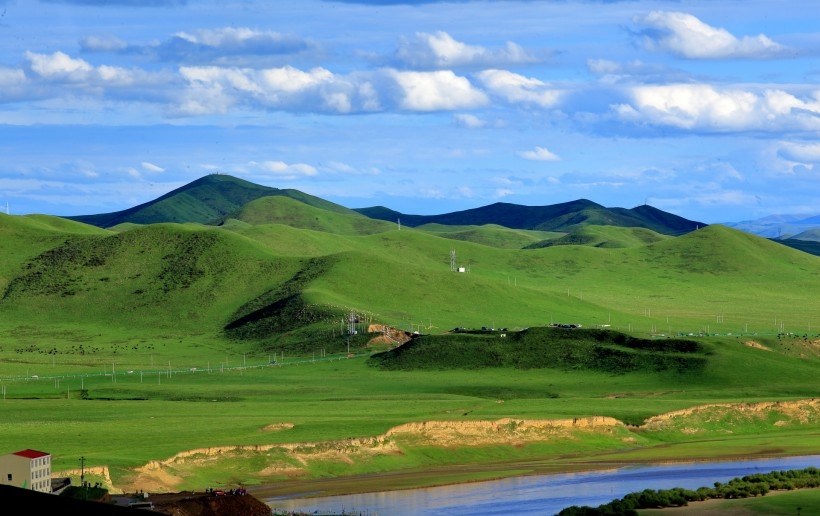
[354,199,705,236]
[65,174,354,228]
[64,174,706,238]
[2,174,819,357]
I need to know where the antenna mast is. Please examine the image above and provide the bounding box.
[450,249,456,272]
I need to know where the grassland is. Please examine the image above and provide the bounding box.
[640,488,820,515]
[1,205,820,496]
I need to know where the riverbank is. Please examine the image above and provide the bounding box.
[264,456,820,516]
[638,487,820,515]
[250,449,820,500]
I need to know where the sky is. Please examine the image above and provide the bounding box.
[2,0,820,223]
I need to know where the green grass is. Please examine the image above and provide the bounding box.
[229,196,393,235]
[638,488,820,515]
[417,223,561,249]
[526,225,669,249]
[1,340,819,489]
[2,210,820,493]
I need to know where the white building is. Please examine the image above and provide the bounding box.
[0,449,52,493]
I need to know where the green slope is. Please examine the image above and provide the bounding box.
[355,199,705,236]
[0,213,111,291]
[417,223,560,249]
[226,196,394,235]
[789,228,820,241]
[3,218,820,353]
[526,225,669,249]
[0,223,303,335]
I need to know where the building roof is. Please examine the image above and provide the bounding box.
[13,449,49,459]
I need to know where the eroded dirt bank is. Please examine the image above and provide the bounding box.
[112,399,818,496]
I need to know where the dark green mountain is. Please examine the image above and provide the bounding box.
[355,200,704,236]
[772,238,820,256]
[65,174,352,229]
[65,174,704,236]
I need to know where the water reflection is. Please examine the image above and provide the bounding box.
[268,455,820,515]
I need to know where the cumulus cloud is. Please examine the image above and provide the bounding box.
[613,84,820,132]
[477,69,561,108]
[519,146,561,161]
[26,51,93,80]
[175,64,359,115]
[777,142,820,164]
[392,31,540,69]
[249,160,318,178]
[25,51,165,88]
[389,70,488,111]
[633,11,789,59]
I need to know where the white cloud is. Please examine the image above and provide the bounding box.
[633,11,789,59]
[248,160,318,179]
[260,65,334,93]
[26,51,93,80]
[0,67,28,100]
[456,186,475,198]
[477,69,561,108]
[453,113,486,128]
[84,27,315,64]
[519,146,560,161]
[25,51,163,88]
[614,84,820,132]
[777,142,820,164]
[175,65,490,115]
[393,31,539,69]
[389,70,487,111]
[325,161,355,173]
[177,64,356,115]
[141,161,164,173]
[80,35,128,53]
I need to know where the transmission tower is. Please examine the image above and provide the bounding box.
[450,249,456,272]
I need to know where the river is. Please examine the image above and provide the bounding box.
[266,455,820,515]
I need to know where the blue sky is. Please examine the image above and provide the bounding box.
[2,0,820,223]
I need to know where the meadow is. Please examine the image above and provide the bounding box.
[2,204,820,495]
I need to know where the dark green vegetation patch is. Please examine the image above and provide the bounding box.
[368,327,706,374]
[559,467,820,516]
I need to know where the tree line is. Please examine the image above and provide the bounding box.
[558,467,820,515]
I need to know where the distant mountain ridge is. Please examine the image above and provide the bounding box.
[355,200,704,236]
[724,213,820,240]
[65,174,705,236]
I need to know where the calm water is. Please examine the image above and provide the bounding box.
[267,455,820,515]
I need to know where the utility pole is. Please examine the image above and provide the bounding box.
[79,456,86,487]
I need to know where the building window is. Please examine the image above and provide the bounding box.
[7,474,11,481]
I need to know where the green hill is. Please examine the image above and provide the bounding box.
[227,196,394,235]
[4,218,820,351]
[417,223,560,249]
[64,174,307,228]
[789,228,820,241]
[0,213,111,291]
[0,223,303,335]
[774,237,820,256]
[525,225,668,249]
[370,327,707,374]
[62,174,704,240]
[355,199,704,236]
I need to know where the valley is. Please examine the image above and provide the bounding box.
[1,174,819,499]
